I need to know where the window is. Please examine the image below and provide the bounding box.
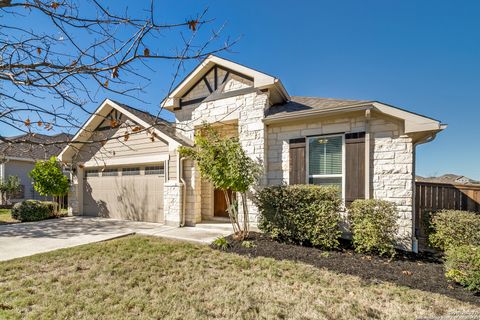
[85,170,99,177]
[122,167,140,176]
[102,168,118,177]
[307,135,344,195]
[145,165,164,175]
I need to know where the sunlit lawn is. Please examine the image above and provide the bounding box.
[0,209,16,224]
[0,236,478,320]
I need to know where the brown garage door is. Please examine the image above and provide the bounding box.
[83,167,164,223]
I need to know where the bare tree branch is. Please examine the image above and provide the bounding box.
[0,0,236,155]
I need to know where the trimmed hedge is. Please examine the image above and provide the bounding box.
[348,199,398,257]
[445,245,480,292]
[254,185,342,249]
[11,200,58,222]
[429,210,480,251]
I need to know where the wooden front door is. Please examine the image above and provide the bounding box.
[214,189,233,217]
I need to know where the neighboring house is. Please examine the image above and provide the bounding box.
[416,174,480,185]
[59,55,446,251]
[0,133,72,203]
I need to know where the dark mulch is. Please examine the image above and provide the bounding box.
[218,232,480,305]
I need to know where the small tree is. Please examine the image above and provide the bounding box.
[0,175,21,204]
[179,125,261,239]
[29,157,69,210]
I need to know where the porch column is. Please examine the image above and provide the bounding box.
[68,165,83,216]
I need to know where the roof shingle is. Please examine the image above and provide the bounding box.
[266,96,372,118]
[0,133,72,160]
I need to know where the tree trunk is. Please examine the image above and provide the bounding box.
[241,192,249,238]
[224,189,240,235]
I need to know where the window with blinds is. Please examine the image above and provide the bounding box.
[308,135,344,195]
[145,165,164,175]
[102,168,118,177]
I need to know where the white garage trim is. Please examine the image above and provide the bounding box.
[83,154,170,168]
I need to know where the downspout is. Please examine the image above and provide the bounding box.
[179,157,187,227]
[411,132,438,253]
[364,109,371,199]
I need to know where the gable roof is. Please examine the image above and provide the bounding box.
[0,133,72,161]
[265,96,446,135]
[162,55,289,110]
[110,100,192,146]
[58,99,191,162]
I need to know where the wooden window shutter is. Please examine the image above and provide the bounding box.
[345,132,366,205]
[289,138,306,185]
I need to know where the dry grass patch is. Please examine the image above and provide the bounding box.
[0,236,478,320]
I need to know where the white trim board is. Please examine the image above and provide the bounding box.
[83,154,169,168]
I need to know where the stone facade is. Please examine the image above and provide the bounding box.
[266,112,414,250]
[163,181,183,226]
[174,90,269,225]
[67,166,83,216]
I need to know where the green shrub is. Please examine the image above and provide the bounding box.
[445,245,480,291]
[348,199,398,257]
[11,200,58,222]
[241,241,256,249]
[255,185,342,249]
[212,236,229,251]
[429,210,480,251]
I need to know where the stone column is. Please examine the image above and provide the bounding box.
[372,135,414,250]
[68,165,83,216]
[163,181,183,226]
[238,92,269,224]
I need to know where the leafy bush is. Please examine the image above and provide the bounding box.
[348,199,398,257]
[445,245,480,292]
[241,241,256,249]
[429,210,480,251]
[212,236,230,251]
[255,185,342,249]
[11,200,58,222]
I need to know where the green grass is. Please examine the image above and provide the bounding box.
[0,208,16,224]
[0,236,478,320]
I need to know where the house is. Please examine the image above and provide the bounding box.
[59,55,446,251]
[0,133,72,203]
[416,174,480,185]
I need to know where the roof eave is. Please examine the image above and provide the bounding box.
[263,104,373,124]
[59,99,185,162]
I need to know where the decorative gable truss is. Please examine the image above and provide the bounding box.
[178,65,254,109]
[163,55,289,111]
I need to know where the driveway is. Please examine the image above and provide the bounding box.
[0,216,232,262]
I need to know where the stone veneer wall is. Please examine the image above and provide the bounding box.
[174,91,269,225]
[67,166,83,216]
[372,130,414,249]
[163,181,183,226]
[266,112,414,250]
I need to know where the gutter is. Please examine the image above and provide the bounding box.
[263,104,372,124]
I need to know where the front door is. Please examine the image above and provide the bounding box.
[214,189,233,217]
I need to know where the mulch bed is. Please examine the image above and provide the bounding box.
[218,232,480,305]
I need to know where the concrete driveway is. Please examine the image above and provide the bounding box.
[0,217,232,262]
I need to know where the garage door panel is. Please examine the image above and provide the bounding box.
[83,173,164,223]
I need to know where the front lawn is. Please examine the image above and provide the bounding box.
[0,209,17,224]
[0,236,478,320]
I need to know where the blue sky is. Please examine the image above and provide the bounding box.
[2,0,479,179]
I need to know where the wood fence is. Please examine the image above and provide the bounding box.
[415,181,480,250]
